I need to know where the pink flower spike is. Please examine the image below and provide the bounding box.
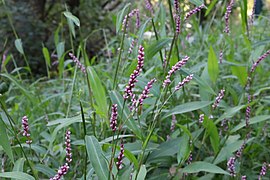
[21,116,32,144]
[199,114,204,124]
[227,157,236,177]
[137,78,156,107]
[144,0,154,14]
[69,53,86,74]
[224,0,235,34]
[110,104,118,132]
[174,0,180,13]
[250,49,270,73]
[212,89,225,109]
[65,130,72,163]
[116,141,124,170]
[175,14,181,34]
[174,74,193,91]
[50,163,69,180]
[184,4,206,21]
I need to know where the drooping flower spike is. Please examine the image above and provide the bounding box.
[69,53,86,74]
[184,4,206,21]
[224,0,235,34]
[174,74,193,91]
[212,89,225,109]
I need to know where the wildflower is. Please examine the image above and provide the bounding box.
[174,74,193,91]
[116,141,124,170]
[219,50,223,64]
[249,0,257,26]
[170,114,177,132]
[224,0,235,34]
[163,56,167,68]
[110,104,118,132]
[199,114,204,124]
[21,116,32,144]
[163,56,189,87]
[65,130,72,163]
[128,39,137,54]
[235,141,246,158]
[250,49,270,73]
[187,152,192,165]
[227,157,236,177]
[259,162,267,179]
[174,0,180,14]
[50,163,69,180]
[175,14,181,34]
[212,89,225,109]
[245,95,251,127]
[122,9,140,31]
[68,53,86,74]
[144,0,154,14]
[137,78,156,107]
[123,45,144,99]
[219,118,228,135]
[241,175,247,180]
[184,4,206,21]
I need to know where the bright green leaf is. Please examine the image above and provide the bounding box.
[182,161,229,175]
[203,117,220,154]
[177,133,190,164]
[208,46,219,83]
[14,39,24,54]
[42,47,51,68]
[0,172,35,180]
[63,11,80,26]
[145,38,171,60]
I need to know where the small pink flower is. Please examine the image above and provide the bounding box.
[212,89,225,109]
[21,116,32,144]
[224,0,235,34]
[174,74,193,91]
[250,49,270,73]
[65,130,72,163]
[199,114,204,124]
[116,141,124,170]
[227,157,236,177]
[110,104,118,132]
[69,53,86,74]
[185,4,206,21]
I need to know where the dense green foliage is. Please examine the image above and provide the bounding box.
[0,0,270,179]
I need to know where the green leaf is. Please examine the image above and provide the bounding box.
[231,115,270,133]
[189,0,204,6]
[42,47,51,68]
[85,136,109,180]
[137,18,151,46]
[0,120,14,163]
[116,3,130,33]
[14,39,24,54]
[87,67,108,118]
[215,105,246,124]
[205,0,218,16]
[177,133,190,164]
[203,117,220,154]
[163,101,213,119]
[135,165,147,180]
[145,38,171,60]
[182,161,229,175]
[12,158,25,172]
[63,11,80,26]
[231,66,247,86]
[110,91,142,139]
[35,164,55,177]
[67,18,76,38]
[208,46,219,83]
[0,172,35,180]
[56,42,65,60]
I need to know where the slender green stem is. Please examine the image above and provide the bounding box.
[80,102,87,180]
[151,18,164,67]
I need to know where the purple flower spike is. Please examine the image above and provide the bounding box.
[50,163,69,180]
[174,0,180,13]
[174,74,193,91]
[227,157,236,177]
[212,89,225,109]
[175,14,181,34]
[65,130,72,163]
[110,104,118,132]
[69,53,86,74]
[219,50,223,64]
[235,140,246,158]
[116,141,125,170]
[122,9,140,31]
[250,49,270,73]
[224,0,235,34]
[199,114,204,124]
[144,0,154,14]
[170,114,177,132]
[138,78,156,107]
[245,95,251,127]
[22,116,32,144]
[241,175,247,180]
[128,39,137,54]
[187,152,192,165]
[123,45,144,99]
[249,0,257,27]
[163,56,189,88]
[184,4,206,21]
[259,162,268,179]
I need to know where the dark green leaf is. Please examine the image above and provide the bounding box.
[0,118,14,163]
[182,161,229,175]
[208,46,219,83]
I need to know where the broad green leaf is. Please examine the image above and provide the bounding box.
[116,3,130,33]
[145,38,171,60]
[177,133,190,164]
[135,165,147,180]
[137,18,151,46]
[85,136,109,180]
[148,137,183,161]
[12,158,25,172]
[215,105,246,124]
[14,39,24,54]
[163,101,213,119]
[231,115,270,132]
[87,67,108,118]
[110,91,142,139]
[35,164,55,177]
[203,117,220,154]
[205,0,218,16]
[231,66,247,86]
[0,119,14,163]
[189,0,204,6]
[182,161,230,175]
[67,18,76,38]
[42,47,51,67]
[56,42,65,60]
[0,172,35,180]
[63,11,80,26]
[208,46,219,83]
